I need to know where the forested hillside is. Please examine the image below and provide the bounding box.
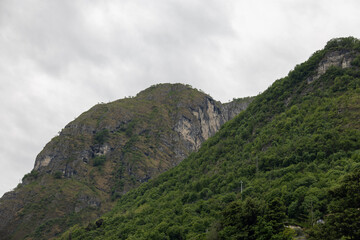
[60,37,360,239]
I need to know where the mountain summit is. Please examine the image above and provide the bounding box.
[0,83,252,239]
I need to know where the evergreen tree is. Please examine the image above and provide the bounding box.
[309,168,360,239]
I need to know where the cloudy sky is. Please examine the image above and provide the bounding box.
[0,0,359,197]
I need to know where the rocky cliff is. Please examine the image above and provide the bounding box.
[307,49,356,83]
[0,83,253,239]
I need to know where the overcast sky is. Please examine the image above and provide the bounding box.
[1,0,359,197]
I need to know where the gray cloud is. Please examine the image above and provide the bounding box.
[1,0,360,196]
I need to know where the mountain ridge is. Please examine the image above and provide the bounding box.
[58,37,360,239]
[0,83,253,239]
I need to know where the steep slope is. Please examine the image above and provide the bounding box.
[61,37,360,239]
[0,83,253,240]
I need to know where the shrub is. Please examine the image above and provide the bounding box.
[93,156,106,167]
[53,171,62,179]
[94,129,109,145]
[22,170,39,181]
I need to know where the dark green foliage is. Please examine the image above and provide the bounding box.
[125,121,136,137]
[219,198,265,240]
[92,156,106,167]
[22,170,39,181]
[53,171,62,179]
[94,129,109,145]
[266,198,287,232]
[308,168,360,239]
[351,55,360,67]
[325,36,360,51]
[218,197,288,240]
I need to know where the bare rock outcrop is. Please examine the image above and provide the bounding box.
[307,50,355,83]
[175,96,253,153]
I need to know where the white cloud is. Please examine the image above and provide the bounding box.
[1,0,360,196]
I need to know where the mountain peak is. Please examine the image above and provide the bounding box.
[0,83,252,239]
[135,83,210,105]
[137,83,197,96]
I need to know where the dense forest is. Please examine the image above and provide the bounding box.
[57,38,360,239]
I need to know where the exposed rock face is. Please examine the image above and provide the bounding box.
[308,50,355,83]
[0,83,253,240]
[34,155,52,169]
[175,97,252,152]
[222,97,254,121]
[175,97,224,152]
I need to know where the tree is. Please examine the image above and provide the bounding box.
[309,168,360,239]
[255,197,288,240]
[266,197,286,233]
[219,198,265,240]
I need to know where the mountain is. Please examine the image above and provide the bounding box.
[0,83,253,239]
[58,37,360,239]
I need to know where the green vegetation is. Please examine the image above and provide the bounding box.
[94,129,109,145]
[324,36,360,51]
[53,171,63,179]
[1,175,109,240]
[217,197,288,239]
[93,156,106,167]
[22,170,39,181]
[59,37,360,239]
[308,167,360,239]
